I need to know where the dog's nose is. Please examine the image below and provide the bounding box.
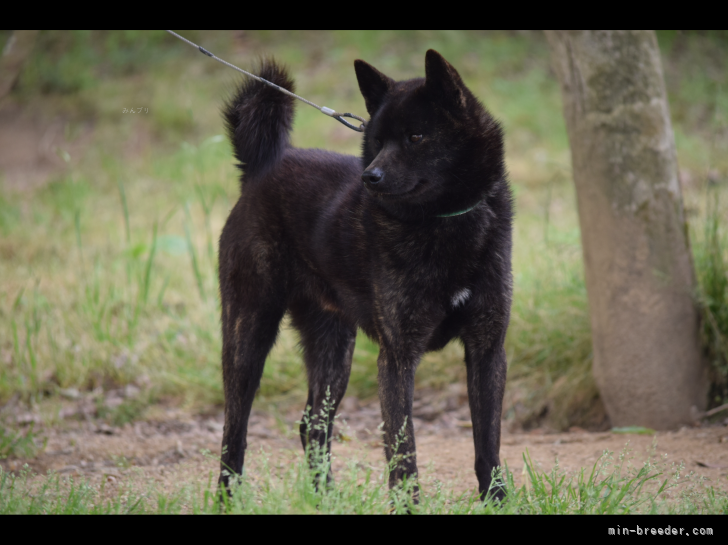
[362,168,384,185]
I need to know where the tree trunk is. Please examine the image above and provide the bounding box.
[544,30,707,429]
[0,30,39,102]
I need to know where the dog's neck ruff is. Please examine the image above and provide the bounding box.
[435,199,482,218]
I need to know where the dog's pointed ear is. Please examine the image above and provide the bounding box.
[355,60,393,116]
[425,49,468,112]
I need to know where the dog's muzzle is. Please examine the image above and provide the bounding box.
[362,168,384,187]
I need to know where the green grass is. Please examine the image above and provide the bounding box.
[1,31,728,433]
[0,423,45,459]
[2,445,725,514]
[692,187,728,406]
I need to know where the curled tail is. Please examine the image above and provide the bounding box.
[223,59,295,179]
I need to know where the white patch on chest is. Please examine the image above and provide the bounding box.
[451,288,471,309]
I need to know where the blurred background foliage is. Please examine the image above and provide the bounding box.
[0,30,727,431]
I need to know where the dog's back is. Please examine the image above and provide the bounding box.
[221,62,364,271]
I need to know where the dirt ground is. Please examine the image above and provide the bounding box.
[3,386,728,502]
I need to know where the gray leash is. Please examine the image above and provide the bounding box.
[166,30,367,132]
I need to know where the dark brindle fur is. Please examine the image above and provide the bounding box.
[218,50,512,500]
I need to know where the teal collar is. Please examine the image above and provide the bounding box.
[435,199,482,218]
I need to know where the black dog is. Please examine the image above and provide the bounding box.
[218,49,512,501]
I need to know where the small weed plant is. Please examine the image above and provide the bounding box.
[0,423,45,459]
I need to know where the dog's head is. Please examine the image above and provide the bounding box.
[354,50,505,216]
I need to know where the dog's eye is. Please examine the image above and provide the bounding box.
[410,134,423,143]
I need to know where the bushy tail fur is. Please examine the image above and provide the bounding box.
[223,59,295,179]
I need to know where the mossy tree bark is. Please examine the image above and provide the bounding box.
[545,30,707,429]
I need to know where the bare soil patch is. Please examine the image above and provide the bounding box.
[3,388,727,500]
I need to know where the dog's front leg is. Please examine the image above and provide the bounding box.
[462,322,508,502]
[377,345,419,491]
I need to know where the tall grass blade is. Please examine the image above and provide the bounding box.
[157,274,171,307]
[194,183,218,273]
[12,286,25,311]
[74,209,86,282]
[184,203,206,302]
[24,321,38,395]
[118,179,131,244]
[141,221,158,305]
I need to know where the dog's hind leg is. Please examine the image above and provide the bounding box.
[218,274,287,493]
[290,302,355,484]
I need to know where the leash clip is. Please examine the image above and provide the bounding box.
[321,108,366,132]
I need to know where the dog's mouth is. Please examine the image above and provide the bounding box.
[369,179,428,200]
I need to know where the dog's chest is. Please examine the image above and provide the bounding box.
[450,287,472,309]
[379,227,483,309]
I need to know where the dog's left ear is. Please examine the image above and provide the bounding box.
[355,59,394,116]
[425,49,468,112]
